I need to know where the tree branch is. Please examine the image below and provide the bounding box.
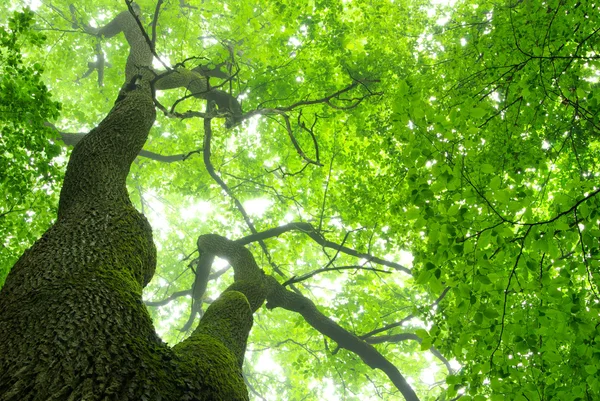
[48,124,202,163]
[144,289,191,306]
[365,332,453,374]
[202,103,293,281]
[282,265,391,286]
[235,222,412,275]
[264,275,420,401]
[360,287,450,339]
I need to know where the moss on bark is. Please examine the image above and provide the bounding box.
[0,5,251,401]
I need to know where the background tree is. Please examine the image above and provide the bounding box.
[1,0,599,400]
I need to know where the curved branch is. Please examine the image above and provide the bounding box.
[202,103,291,281]
[264,276,420,401]
[360,287,450,339]
[365,333,453,374]
[236,222,412,275]
[282,265,391,286]
[49,125,202,163]
[281,112,322,166]
[144,289,191,306]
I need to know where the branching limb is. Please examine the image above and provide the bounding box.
[193,232,419,401]
[490,226,532,368]
[144,289,191,306]
[229,79,381,164]
[264,275,420,401]
[179,253,215,332]
[0,202,25,220]
[235,222,412,275]
[359,287,450,338]
[171,78,381,160]
[47,124,202,163]
[71,2,244,125]
[365,333,453,374]
[462,168,600,228]
[74,42,111,86]
[202,103,292,280]
[150,0,163,50]
[250,79,382,115]
[153,67,242,127]
[283,265,391,286]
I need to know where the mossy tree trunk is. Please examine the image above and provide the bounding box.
[0,6,253,401]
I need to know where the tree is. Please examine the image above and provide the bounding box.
[0,0,599,400]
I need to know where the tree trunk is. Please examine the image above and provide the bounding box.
[0,7,250,401]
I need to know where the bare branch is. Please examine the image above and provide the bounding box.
[150,0,164,50]
[202,103,292,281]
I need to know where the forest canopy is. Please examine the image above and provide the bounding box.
[1,0,599,400]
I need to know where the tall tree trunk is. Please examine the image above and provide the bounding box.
[0,7,249,401]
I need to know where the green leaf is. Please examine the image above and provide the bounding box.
[484,308,500,319]
[471,108,486,119]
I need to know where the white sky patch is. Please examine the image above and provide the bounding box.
[420,361,440,385]
[403,317,431,330]
[398,249,414,267]
[254,349,283,374]
[449,359,462,371]
[380,249,414,271]
[153,295,190,338]
[311,277,344,300]
[329,218,344,229]
[246,115,260,137]
[309,378,336,398]
[19,0,41,10]
[288,36,302,47]
[430,0,458,5]
[436,15,451,26]
[243,198,272,217]
[181,200,212,221]
[202,37,219,46]
[263,156,280,168]
[143,190,171,233]
[152,56,171,69]
[279,213,296,225]
[213,256,230,270]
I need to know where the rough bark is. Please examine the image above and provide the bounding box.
[0,6,250,401]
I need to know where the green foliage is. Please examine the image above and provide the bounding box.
[0,8,62,286]
[2,0,600,399]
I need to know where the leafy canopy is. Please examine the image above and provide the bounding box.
[0,8,61,286]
